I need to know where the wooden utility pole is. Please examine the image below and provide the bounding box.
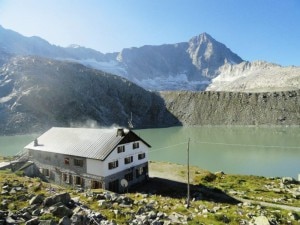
[187,138,190,208]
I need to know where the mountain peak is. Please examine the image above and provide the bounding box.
[187,32,244,76]
[189,32,215,44]
[199,32,213,39]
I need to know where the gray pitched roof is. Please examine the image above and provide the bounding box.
[24,127,137,160]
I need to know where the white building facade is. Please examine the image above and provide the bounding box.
[24,127,150,192]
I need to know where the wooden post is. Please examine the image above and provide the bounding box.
[187,138,190,208]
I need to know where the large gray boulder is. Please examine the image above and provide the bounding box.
[281,177,296,184]
[39,220,57,225]
[25,217,39,225]
[50,204,73,218]
[58,216,71,225]
[44,192,71,207]
[253,216,270,225]
[70,212,88,225]
[29,194,44,205]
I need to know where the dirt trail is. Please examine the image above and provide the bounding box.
[236,197,300,212]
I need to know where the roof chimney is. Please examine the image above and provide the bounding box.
[116,128,125,137]
[34,139,38,147]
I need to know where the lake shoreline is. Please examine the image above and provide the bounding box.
[149,161,300,182]
[1,126,300,178]
[2,124,300,136]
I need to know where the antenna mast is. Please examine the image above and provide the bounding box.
[128,112,133,129]
[187,138,190,208]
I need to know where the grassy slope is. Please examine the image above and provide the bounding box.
[150,161,300,206]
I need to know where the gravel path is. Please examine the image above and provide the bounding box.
[237,197,300,212]
[0,161,11,169]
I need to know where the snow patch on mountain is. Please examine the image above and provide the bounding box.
[55,57,212,91]
[77,58,128,77]
[134,74,211,91]
[58,58,128,78]
[68,44,82,49]
[0,93,15,103]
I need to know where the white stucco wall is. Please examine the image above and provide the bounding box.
[86,140,149,177]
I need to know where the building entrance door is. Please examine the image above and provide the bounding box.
[108,179,119,192]
[91,180,102,189]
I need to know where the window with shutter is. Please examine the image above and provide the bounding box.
[108,160,119,169]
[138,153,145,160]
[133,142,139,149]
[117,146,125,153]
[124,156,133,164]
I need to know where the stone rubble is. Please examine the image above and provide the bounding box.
[0,178,299,225]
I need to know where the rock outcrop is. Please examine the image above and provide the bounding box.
[0,181,111,225]
[208,61,300,92]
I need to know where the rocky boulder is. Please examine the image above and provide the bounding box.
[29,194,44,205]
[44,192,71,207]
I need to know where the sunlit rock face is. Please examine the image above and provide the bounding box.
[207,61,300,92]
[114,33,243,90]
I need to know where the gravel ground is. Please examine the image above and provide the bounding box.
[149,161,207,183]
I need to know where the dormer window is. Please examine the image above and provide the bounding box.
[133,142,139,149]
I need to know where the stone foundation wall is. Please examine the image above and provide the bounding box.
[27,159,148,192]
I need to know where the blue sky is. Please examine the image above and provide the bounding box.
[0,0,299,66]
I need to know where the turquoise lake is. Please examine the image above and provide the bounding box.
[1,126,299,178]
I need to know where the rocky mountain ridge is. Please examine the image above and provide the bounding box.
[208,61,300,92]
[0,56,180,135]
[0,26,300,133]
[0,25,240,90]
[0,25,107,62]
[1,25,300,92]
[0,55,299,135]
